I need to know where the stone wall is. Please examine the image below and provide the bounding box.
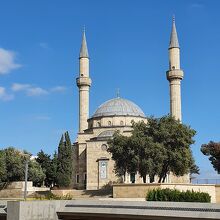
[2,200,220,220]
[113,183,218,203]
[0,181,49,198]
[7,200,68,220]
[215,185,220,203]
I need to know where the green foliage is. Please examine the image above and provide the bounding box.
[201,141,220,174]
[33,191,73,200]
[56,132,73,187]
[108,115,197,183]
[45,192,73,200]
[0,151,7,186]
[4,147,26,182]
[107,131,135,178]
[146,188,211,203]
[0,147,46,186]
[36,150,57,187]
[28,160,46,186]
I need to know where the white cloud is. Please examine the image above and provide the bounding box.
[11,83,48,96]
[0,87,14,101]
[26,87,48,96]
[11,83,66,97]
[50,86,66,92]
[0,48,22,74]
[11,83,31,91]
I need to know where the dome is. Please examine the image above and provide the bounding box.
[92,98,145,118]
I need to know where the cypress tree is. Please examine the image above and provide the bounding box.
[56,132,73,188]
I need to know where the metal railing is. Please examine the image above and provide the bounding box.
[191,178,220,184]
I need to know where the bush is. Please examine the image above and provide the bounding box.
[33,191,73,200]
[146,188,211,203]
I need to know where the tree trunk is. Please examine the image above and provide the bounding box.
[158,164,168,183]
[143,175,146,183]
[162,174,167,183]
[158,176,162,183]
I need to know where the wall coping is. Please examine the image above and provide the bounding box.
[113,183,217,187]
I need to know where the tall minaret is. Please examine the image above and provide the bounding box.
[76,30,91,132]
[166,17,184,122]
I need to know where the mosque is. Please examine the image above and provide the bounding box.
[72,18,188,190]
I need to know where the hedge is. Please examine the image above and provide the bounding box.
[146,188,211,203]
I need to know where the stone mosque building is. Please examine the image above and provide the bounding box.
[72,18,188,190]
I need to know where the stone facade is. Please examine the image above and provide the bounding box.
[73,115,148,190]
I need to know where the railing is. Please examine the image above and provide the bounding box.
[192,178,220,184]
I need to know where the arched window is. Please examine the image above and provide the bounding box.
[108,121,111,126]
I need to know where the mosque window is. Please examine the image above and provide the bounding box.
[101,144,108,151]
[76,174,79,184]
[108,121,111,126]
[120,121,124,126]
[99,161,108,179]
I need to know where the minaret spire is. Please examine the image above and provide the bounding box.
[169,15,180,49]
[77,28,92,132]
[79,28,89,58]
[166,17,184,122]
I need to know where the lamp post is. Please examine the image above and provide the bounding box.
[20,152,30,201]
[24,159,28,201]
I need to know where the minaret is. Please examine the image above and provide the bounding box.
[166,17,184,122]
[76,30,91,132]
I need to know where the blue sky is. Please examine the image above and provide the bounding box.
[0,0,220,180]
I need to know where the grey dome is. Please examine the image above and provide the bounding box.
[92,98,145,118]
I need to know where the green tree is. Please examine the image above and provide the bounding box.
[0,150,7,186]
[56,132,73,187]
[36,150,55,187]
[4,147,26,182]
[28,160,46,186]
[145,116,196,183]
[108,132,138,180]
[108,115,197,183]
[131,121,166,183]
[201,141,220,174]
[0,147,47,186]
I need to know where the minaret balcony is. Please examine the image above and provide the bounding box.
[76,77,92,87]
[166,69,184,81]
